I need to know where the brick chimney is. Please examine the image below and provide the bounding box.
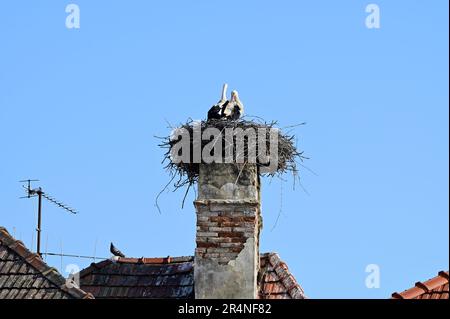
[194,163,262,299]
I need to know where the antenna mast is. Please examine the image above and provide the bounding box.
[19,179,78,256]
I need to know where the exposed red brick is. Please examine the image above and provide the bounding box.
[217,211,241,217]
[219,221,243,227]
[218,232,244,238]
[196,241,219,248]
[196,222,218,227]
[210,216,232,223]
[230,237,246,243]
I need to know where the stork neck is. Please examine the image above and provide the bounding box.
[221,84,228,101]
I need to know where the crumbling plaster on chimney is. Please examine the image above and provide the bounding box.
[198,163,259,201]
[194,236,258,299]
[199,182,259,200]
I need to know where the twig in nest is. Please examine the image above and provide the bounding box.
[156,117,308,207]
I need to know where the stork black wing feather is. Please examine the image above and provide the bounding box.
[207,105,223,120]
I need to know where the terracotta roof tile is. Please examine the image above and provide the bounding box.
[0,226,93,299]
[259,253,306,299]
[79,252,306,299]
[392,271,449,299]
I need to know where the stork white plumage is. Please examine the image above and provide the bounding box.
[207,83,229,120]
[231,90,244,120]
[223,90,244,120]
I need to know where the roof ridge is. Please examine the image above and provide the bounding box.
[0,226,93,299]
[77,256,196,279]
[392,270,449,299]
[78,259,112,278]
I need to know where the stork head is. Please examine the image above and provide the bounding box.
[231,90,239,102]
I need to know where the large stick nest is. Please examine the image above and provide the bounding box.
[157,117,307,191]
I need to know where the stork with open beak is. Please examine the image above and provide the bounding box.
[207,83,229,120]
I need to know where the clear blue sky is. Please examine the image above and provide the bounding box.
[0,1,448,299]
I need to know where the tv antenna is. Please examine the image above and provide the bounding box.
[19,179,78,257]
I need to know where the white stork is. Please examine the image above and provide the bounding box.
[207,83,229,120]
[222,90,244,120]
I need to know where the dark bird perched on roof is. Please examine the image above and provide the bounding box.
[110,242,125,258]
[207,83,229,120]
[222,90,244,120]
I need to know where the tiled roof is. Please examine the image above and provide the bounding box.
[80,256,195,299]
[259,253,306,299]
[79,252,306,299]
[392,271,449,299]
[0,226,93,299]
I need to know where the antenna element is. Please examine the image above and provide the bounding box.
[19,179,78,256]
